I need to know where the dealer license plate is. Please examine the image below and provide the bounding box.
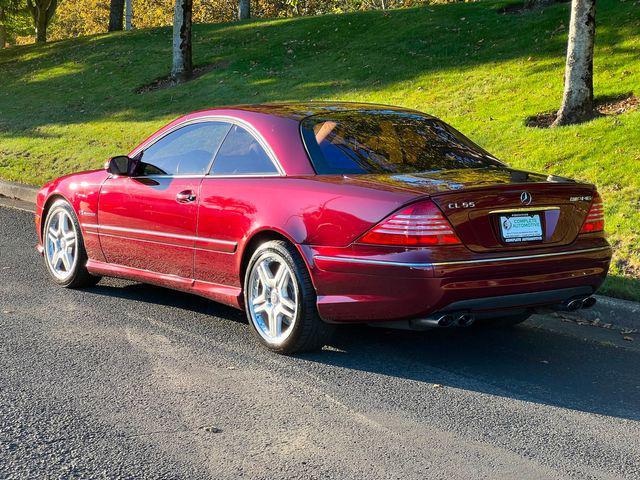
[499,213,543,243]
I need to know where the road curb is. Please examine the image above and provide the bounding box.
[0,179,38,203]
[554,295,640,332]
[1,179,638,331]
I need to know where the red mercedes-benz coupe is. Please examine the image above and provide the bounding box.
[35,103,611,353]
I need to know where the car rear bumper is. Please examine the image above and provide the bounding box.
[302,243,612,323]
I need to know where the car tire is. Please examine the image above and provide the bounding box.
[477,311,532,328]
[244,240,334,354]
[43,199,101,288]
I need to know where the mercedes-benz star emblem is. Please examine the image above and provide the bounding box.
[520,191,533,205]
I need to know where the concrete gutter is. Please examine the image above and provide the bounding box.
[553,295,640,333]
[1,178,638,332]
[0,179,38,203]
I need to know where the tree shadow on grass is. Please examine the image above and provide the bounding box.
[524,92,638,128]
[1,0,635,143]
[0,2,576,135]
[3,0,637,132]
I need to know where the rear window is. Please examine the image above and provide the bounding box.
[300,110,503,175]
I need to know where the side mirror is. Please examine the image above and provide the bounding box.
[106,155,135,176]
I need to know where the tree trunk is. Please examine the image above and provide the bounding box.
[36,9,47,42]
[553,0,596,127]
[108,0,125,31]
[171,0,193,83]
[238,0,250,20]
[27,0,58,44]
[125,0,132,30]
[0,7,6,49]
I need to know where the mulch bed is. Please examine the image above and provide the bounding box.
[135,61,229,94]
[525,93,638,128]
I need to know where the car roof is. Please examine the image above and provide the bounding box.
[142,103,436,177]
[190,102,426,121]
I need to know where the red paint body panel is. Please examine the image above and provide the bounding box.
[35,169,109,263]
[34,103,612,324]
[430,183,594,252]
[194,176,417,289]
[97,176,200,277]
[303,236,610,321]
[86,259,243,308]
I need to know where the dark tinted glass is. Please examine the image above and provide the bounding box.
[139,122,231,176]
[211,125,278,175]
[300,110,503,175]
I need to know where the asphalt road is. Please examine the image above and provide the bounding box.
[1,203,640,479]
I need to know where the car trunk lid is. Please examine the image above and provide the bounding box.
[344,167,595,252]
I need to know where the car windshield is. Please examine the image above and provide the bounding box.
[300,109,503,175]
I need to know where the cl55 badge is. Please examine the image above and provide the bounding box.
[448,201,476,209]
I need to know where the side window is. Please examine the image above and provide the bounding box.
[139,122,231,176]
[210,125,278,175]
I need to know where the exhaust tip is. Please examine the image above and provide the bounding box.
[566,299,583,311]
[438,315,456,327]
[581,296,597,309]
[457,314,475,327]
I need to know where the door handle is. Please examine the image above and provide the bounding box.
[176,190,196,203]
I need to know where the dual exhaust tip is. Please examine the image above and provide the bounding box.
[564,296,597,312]
[413,313,476,329]
[414,296,597,329]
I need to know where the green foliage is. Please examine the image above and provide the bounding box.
[0,1,638,298]
[0,0,33,46]
[46,0,433,42]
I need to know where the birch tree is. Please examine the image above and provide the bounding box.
[171,0,192,83]
[552,0,596,126]
[238,0,249,20]
[26,0,57,42]
[124,0,131,30]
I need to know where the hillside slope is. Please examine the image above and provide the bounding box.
[0,0,638,299]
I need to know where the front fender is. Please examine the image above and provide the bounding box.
[37,169,110,261]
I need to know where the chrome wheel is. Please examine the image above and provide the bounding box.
[45,209,78,281]
[248,254,299,345]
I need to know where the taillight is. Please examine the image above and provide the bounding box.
[580,192,605,233]
[359,200,461,246]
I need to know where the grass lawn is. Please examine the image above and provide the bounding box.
[0,0,638,300]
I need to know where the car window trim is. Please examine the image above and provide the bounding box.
[298,110,506,175]
[298,121,320,175]
[135,121,230,177]
[207,123,282,177]
[128,115,285,178]
[205,123,234,175]
[124,174,283,180]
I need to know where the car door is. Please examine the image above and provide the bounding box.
[195,123,282,290]
[98,121,232,278]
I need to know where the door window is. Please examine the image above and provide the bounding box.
[139,121,231,176]
[210,125,278,175]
